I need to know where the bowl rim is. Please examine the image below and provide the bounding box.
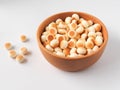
[37,11,108,60]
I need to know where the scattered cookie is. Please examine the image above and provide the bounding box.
[20,47,28,55]
[9,50,17,58]
[4,42,12,50]
[20,35,27,42]
[16,54,25,63]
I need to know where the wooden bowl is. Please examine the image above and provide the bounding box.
[37,11,108,72]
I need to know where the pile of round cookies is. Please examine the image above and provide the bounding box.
[41,14,104,57]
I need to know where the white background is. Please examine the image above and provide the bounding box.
[0,0,120,90]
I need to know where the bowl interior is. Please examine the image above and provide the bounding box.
[37,12,108,60]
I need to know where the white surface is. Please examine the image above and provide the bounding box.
[0,0,120,90]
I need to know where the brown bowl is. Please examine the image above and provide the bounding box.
[37,11,108,72]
